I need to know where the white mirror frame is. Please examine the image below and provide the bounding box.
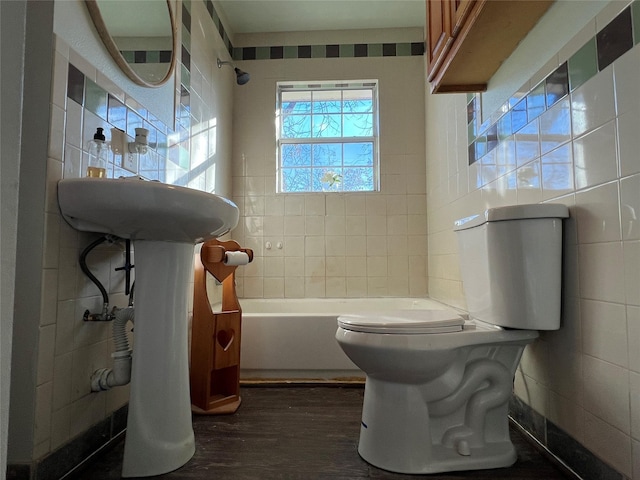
[85,0,178,88]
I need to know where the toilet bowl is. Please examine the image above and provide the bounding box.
[336,204,569,474]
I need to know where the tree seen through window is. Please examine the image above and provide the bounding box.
[277,82,379,192]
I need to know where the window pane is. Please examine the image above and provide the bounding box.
[312,114,341,138]
[312,144,342,166]
[282,101,311,114]
[344,90,373,112]
[282,91,311,113]
[312,167,343,192]
[343,167,374,191]
[282,114,311,138]
[343,113,373,137]
[277,81,378,193]
[311,170,323,192]
[282,143,311,167]
[344,99,373,113]
[313,91,342,114]
[282,168,311,192]
[344,142,373,166]
[344,89,372,100]
[313,100,342,114]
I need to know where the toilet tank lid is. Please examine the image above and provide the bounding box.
[453,203,569,231]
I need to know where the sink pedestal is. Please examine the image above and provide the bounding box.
[122,240,196,477]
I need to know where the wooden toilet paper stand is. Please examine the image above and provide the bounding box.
[190,239,253,415]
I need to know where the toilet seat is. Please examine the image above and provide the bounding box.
[337,309,464,334]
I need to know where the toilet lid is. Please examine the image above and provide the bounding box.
[337,309,464,334]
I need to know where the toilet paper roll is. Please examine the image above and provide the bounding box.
[224,251,250,266]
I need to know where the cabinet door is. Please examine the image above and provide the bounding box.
[426,0,452,81]
[450,0,474,36]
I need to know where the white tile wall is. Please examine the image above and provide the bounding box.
[634,439,640,479]
[629,306,640,373]
[584,411,633,477]
[232,53,426,298]
[570,66,616,138]
[34,382,53,447]
[575,181,621,243]
[620,174,640,241]
[624,241,640,305]
[583,355,630,433]
[581,299,628,367]
[573,121,618,190]
[631,371,640,439]
[616,109,640,177]
[425,2,640,476]
[579,242,625,303]
[548,390,585,442]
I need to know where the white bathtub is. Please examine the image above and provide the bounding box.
[234,297,457,381]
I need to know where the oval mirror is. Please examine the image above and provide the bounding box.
[85,0,177,87]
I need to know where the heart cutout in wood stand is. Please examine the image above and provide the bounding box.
[217,329,235,351]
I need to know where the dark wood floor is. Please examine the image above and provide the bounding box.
[73,387,571,479]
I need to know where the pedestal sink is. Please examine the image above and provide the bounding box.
[57,177,239,477]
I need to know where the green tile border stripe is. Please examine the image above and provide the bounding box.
[181,0,191,97]
[232,42,425,61]
[203,0,234,57]
[119,50,173,64]
[567,37,597,92]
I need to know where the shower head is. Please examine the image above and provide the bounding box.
[217,58,251,85]
[234,67,251,85]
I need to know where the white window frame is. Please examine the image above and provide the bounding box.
[276,80,380,193]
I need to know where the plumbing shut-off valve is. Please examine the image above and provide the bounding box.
[83,304,116,322]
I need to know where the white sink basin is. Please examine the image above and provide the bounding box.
[56,176,239,477]
[57,177,239,243]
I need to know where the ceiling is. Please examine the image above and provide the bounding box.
[215,0,426,34]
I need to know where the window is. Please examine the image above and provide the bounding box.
[276,81,379,193]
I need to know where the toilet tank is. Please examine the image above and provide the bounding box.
[454,204,569,330]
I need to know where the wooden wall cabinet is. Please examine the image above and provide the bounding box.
[426,0,554,93]
[451,0,475,36]
[426,0,452,80]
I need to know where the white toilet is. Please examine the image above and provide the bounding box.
[336,203,569,474]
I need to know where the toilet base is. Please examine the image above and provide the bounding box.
[357,376,517,474]
[359,438,517,474]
